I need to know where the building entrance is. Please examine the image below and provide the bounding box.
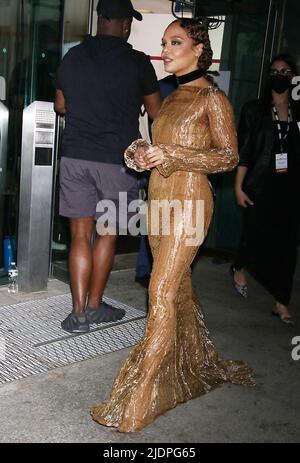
[0,0,298,289]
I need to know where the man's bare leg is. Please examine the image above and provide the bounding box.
[86,233,125,323]
[69,217,94,313]
[61,217,94,333]
[88,234,117,308]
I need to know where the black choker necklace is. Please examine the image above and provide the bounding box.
[175,69,205,85]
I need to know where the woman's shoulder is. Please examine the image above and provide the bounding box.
[199,84,221,97]
[200,85,233,111]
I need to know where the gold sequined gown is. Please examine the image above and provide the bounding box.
[91,85,254,432]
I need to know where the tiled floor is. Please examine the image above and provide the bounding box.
[0,293,145,384]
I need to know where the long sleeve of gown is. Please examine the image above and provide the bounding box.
[155,89,238,178]
[124,139,150,172]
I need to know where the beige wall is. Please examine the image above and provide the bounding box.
[92,13,224,80]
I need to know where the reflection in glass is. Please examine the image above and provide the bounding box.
[0,0,63,280]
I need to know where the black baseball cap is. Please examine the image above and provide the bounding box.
[97,0,143,21]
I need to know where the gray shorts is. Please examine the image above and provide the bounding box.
[59,157,139,221]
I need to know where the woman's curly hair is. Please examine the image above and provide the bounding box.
[174,18,213,71]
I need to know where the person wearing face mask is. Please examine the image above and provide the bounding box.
[231,54,300,325]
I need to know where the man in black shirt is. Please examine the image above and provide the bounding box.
[55,0,161,333]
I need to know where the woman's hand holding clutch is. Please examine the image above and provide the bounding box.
[145,146,165,169]
[134,147,150,170]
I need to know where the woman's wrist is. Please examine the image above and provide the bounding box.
[235,185,243,193]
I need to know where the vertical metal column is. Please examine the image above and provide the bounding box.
[88,0,95,35]
[257,0,276,97]
[0,101,8,196]
[0,101,9,265]
[18,101,57,292]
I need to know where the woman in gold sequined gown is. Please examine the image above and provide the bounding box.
[91,19,254,433]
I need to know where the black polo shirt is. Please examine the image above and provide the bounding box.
[56,34,159,164]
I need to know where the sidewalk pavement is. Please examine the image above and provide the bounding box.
[0,254,299,443]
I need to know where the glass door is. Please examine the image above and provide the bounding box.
[203,0,279,254]
[0,0,63,285]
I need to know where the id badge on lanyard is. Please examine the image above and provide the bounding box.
[275,153,288,173]
[272,103,291,174]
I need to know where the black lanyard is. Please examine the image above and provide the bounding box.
[272,103,292,153]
